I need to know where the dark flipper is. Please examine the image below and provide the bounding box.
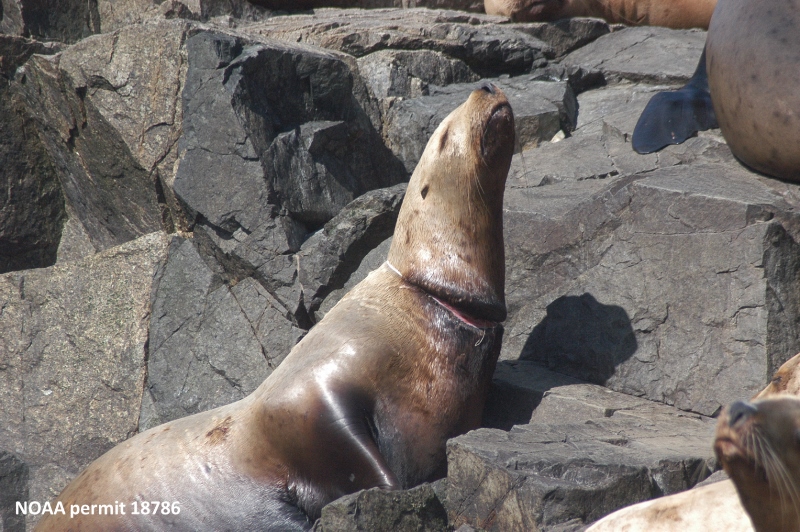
[632,47,719,154]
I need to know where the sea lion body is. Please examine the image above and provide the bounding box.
[484,0,717,28]
[586,478,753,532]
[757,353,800,399]
[634,0,800,182]
[716,396,800,532]
[585,355,800,531]
[706,0,800,182]
[35,86,515,531]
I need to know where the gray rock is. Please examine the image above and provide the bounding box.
[298,184,406,320]
[314,483,449,532]
[0,0,99,42]
[509,17,611,58]
[562,26,706,85]
[357,49,479,99]
[0,452,27,532]
[447,372,715,530]
[241,9,550,77]
[503,160,800,416]
[0,0,275,43]
[173,30,405,232]
[142,237,304,428]
[13,53,165,254]
[0,232,171,530]
[260,0,484,9]
[0,37,66,274]
[56,20,192,233]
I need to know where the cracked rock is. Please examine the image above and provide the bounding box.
[0,232,171,530]
[448,362,715,531]
[314,483,449,532]
[240,9,550,78]
[503,159,800,416]
[173,29,405,233]
[0,36,66,274]
[562,26,707,85]
[142,237,304,429]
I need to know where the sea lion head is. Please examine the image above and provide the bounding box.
[387,83,514,324]
[715,395,800,531]
[757,353,800,399]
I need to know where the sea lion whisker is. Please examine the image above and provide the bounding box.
[755,426,800,523]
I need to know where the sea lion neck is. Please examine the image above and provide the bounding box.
[387,85,514,323]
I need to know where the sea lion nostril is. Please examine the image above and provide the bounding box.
[728,400,757,427]
[480,82,496,95]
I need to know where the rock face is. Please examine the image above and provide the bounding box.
[3,5,800,532]
[447,362,715,531]
[0,233,171,530]
[314,483,450,532]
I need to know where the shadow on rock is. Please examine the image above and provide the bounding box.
[483,294,636,430]
[521,293,637,385]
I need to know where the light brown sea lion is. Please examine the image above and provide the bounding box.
[635,0,800,182]
[716,396,800,532]
[586,355,800,531]
[34,84,515,531]
[757,353,800,399]
[585,478,754,532]
[484,0,717,29]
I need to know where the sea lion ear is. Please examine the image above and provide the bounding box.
[794,427,800,446]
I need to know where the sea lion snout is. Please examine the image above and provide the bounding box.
[727,400,758,427]
[479,81,497,94]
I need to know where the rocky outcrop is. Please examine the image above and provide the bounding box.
[4,5,800,532]
[0,233,171,530]
[314,483,450,532]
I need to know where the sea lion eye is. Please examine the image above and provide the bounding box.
[795,428,800,446]
[421,185,429,199]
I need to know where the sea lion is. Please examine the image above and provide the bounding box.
[631,46,718,154]
[586,356,800,531]
[715,396,800,532]
[34,84,515,531]
[585,477,754,532]
[484,0,717,29]
[633,0,800,182]
[757,353,800,399]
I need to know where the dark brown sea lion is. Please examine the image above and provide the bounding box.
[34,84,515,531]
[715,396,800,532]
[633,0,800,182]
[484,0,717,28]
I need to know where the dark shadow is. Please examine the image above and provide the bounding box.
[482,293,636,430]
[520,293,637,384]
[0,451,28,532]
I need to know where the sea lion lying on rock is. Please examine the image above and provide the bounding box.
[484,0,717,28]
[633,0,800,182]
[35,84,515,531]
[587,353,800,531]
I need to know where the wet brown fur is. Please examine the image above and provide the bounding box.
[716,396,800,532]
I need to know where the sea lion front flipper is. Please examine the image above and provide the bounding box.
[632,47,718,154]
[314,384,400,492]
